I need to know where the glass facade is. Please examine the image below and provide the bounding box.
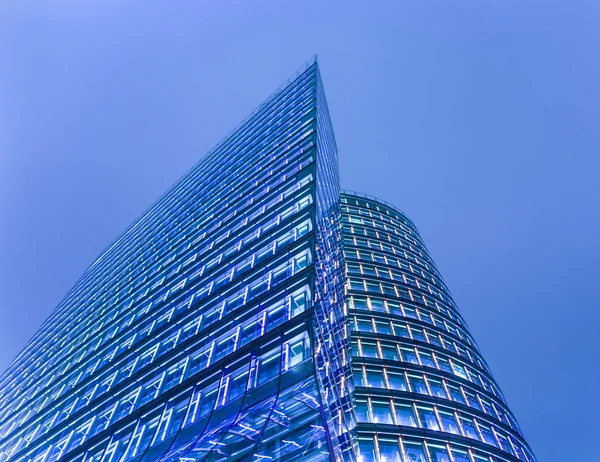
[0,59,535,462]
[341,192,535,462]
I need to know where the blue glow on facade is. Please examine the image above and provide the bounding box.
[0,59,535,462]
[340,192,535,462]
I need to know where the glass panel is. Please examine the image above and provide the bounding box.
[428,379,446,398]
[358,437,376,462]
[387,371,408,391]
[451,449,471,462]
[381,344,399,361]
[356,400,370,422]
[417,406,440,431]
[378,438,401,462]
[448,385,465,404]
[403,442,427,462]
[439,411,460,434]
[401,348,418,364]
[395,404,417,427]
[409,375,428,395]
[371,400,393,425]
[460,417,479,440]
[367,370,385,389]
[428,444,451,462]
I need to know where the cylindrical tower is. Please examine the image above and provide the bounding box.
[341,191,535,462]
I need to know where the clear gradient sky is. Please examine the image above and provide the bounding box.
[1,1,599,460]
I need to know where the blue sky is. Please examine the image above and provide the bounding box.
[1,1,599,460]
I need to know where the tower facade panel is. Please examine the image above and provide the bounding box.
[341,192,535,462]
[0,59,337,462]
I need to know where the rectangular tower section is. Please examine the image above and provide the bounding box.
[0,60,340,462]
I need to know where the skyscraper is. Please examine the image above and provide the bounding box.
[339,192,534,462]
[0,59,535,462]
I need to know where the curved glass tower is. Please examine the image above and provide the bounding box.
[340,192,535,462]
[0,59,535,462]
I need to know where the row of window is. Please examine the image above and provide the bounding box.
[343,217,453,314]
[344,237,438,299]
[357,433,532,462]
[352,337,498,401]
[344,220,432,273]
[355,396,529,461]
[341,199,423,242]
[347,277,468,345]
[350,313,490,378]
[343,223,430,274]
[347,259,445,307]
[347,294,472,352]
[346,262,459,337]
[341,202,418,240]
[353,364,517,432]
[341,196,420,237]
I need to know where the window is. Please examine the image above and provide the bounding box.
[404,306,418,319]
[464,392,481,411]
[358,437,376,462]
[428,444,451,462]
[497,433,514,455]
[361,341,379,359]
[418,351,436,368]
[460,417,479,440]
[435,354,453,373]
[370,298,386,312]
[408,375,428,395]
[392,322,410,338]
[291,290,308,317]
[451,449,471,462]
[439,411,459,434]
[451,361,468,380]
[367,370,385,389]
[477,423,497,447]
[400,347,418,364]
[357,319,374,333]
[354,367,366,387]
[257,348,280,385]
[387,371,407,392]
[126,406,162,459]
[228,366,250,403]
[395,404,417,427]
[387,301,402,315]
[427,379,446,398]
[410,327,426,342]
[356,399,370,422]
[403,442,427,462]
[285,333,309,370]
[378,438,401,462]
[375,320,392,335]
[447,385,465,404]
[428,333,442,347]
[480,398,497,419]
[371,400,393,424]
[352,296,369,310]
[417,406,439,431]
[366,281,382,294]
[362,265,376,276]
[381,344,399,361]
